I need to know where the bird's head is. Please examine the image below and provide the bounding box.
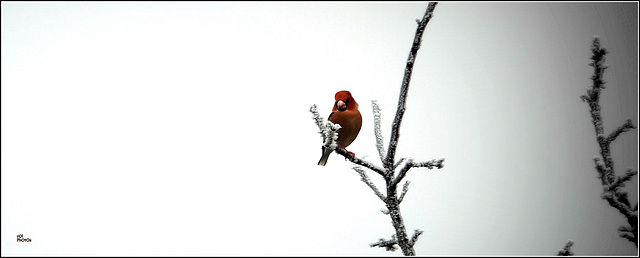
[333,90,359,112]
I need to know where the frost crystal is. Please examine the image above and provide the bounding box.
[310,104,327,142]
[310,104,342,151]
[323,121,341,150]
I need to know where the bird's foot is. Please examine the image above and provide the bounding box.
[344,150,355,160]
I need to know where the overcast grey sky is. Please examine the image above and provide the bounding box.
[2,1,638,256]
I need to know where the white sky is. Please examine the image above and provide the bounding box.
[1,1,638,256]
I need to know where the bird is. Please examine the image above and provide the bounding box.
[318,90,362,166]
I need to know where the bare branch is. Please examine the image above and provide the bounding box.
[383,2,438,169]
[398,180,411,203]
[372,100,387,164]
[557,240,574,256]
[354,166,386,202]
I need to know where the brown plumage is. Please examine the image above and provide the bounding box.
[318,90,362,166]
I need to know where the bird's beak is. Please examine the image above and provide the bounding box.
[336,100,347,111]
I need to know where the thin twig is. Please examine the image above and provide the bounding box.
[397,180,411,203]
[370,235,398,252]
[604,169,638,192]
[394,160,414,187]
[408,229,424,247]
[335,148,386,177]
[557,240,574,256]
[393,158,444,186]
[310,104,327,142]
[411,158,445,169]
[393,158,407,170]
[606,118,636,144]
[354,166,386,202]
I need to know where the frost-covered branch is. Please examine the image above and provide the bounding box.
[601,192,636,220]
[604,168,638,192]
[411,158,446,169]
[335,148,386,177]
[557,240,574,256]
[370,235,398,252]
[593,156,610,182]
[383,1,438,169]
[393,158,407,170]
[354,166,386,202]
[323,122,341,150]
[310,104,341,150]
[581,37,638,247]
[397,180,410,203]
[408,229,424,247]
[371,229,425,252]
[580,37,609,111]
[393,158,445,186]
[606,118,636,144]
[372,100,387,164]
[310,104,327,142]
[395,161,414,187]
[620,225,638,243]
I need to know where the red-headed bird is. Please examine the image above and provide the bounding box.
[318,90,362,166]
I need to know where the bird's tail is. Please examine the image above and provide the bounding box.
[317,146,333,166]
